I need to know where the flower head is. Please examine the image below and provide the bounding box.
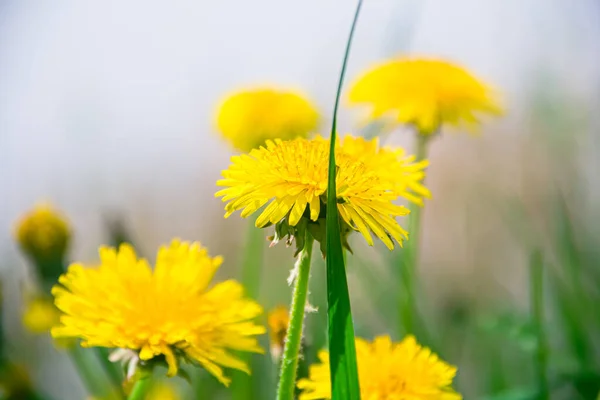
[349,57,501,134]
[298,335,462,400]
[216,87,319,152]
[216,136,429,251]
[268,305,289,361]
[15,203,70,268]
[51,239,265,386]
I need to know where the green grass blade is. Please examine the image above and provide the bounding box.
[529,250,549,400]
[325,1,363,399]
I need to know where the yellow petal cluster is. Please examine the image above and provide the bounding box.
[15,203,70,263]
[216,136,430,249]
[349,57,502,134]
[216,87,319,152]
[298,335,462,400]
[51,239,265,386]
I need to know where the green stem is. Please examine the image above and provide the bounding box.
[232,216,265,400]
[530,250,549,400]
[68,347,108,397]
[127,377,152,400]
[399,134,429,335]
[276,231,314,400]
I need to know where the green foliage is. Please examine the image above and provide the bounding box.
[324,1,363,399]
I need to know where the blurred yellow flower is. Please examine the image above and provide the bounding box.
[146,381,180,400]
[216,87,319,152]
[349,57,502,134]
[268,306,289,361]
[298,335,462,400]
[15,203,70,264]
[22,295,60,334]
[216,136,429,250]
[51,239,265,386]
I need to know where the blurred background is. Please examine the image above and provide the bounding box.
[1,1,599,399]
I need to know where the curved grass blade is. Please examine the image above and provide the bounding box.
[325,1,363,399]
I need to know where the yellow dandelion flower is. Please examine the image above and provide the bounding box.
[216,87,319,152]
[15,203,70,265]
[349,57,502,134]
[298,335,462,400]
[22,295,60,334]
[51,239,265,386]
[267,306,289,361]
[216,135,429,250]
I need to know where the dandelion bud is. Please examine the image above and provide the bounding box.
[15,203,71,285]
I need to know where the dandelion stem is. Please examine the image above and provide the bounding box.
[276,231,314,400]
[530,250,549,400]
[127,377,152,400]
[399,134,429,335]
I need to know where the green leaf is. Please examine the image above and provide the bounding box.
[325,2,363,400]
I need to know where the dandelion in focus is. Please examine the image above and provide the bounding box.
[349,57,501,135]
[51,239,265,386]
[216,87,319,152]
[216,135,429,252]
[297,335,462,400]
[268,306,289,361]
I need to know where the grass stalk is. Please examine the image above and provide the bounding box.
[530,250,549,400]
[324,1,363,399]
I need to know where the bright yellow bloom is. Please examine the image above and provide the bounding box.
[15,203,70,263]
[349,57,502,134]
[267,306,289,360]
[51,239,265,386]
[22,295,60,334]
[216,136,429,250]
[298,335,462,400]
[216,87,319,152]
[146,381,180,400]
